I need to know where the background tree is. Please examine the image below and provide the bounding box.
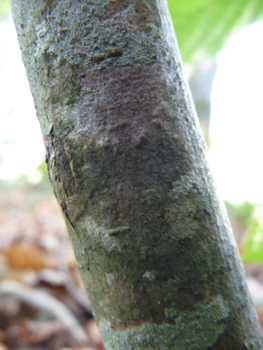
[10,0,263,349]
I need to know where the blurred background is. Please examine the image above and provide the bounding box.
[1,0,263,349]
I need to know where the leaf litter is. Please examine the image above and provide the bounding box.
[0,182,104,350]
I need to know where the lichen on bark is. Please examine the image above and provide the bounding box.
[99,295,230,350]
[11,0,263,349]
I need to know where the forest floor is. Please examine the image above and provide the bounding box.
[0,180,262,350]
[0,181,104,350]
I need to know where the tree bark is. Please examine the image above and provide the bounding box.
[11,0,263,349]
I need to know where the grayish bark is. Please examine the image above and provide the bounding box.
[11,0,263,349]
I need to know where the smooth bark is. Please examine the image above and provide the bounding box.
[11,0,262,349]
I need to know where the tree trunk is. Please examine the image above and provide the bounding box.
[11,0,262,349]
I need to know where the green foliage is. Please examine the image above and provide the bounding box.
[0,159,52,192]
[225,201,263,265]
[26,159,52,191]
[225,201,258,228]
[242,214,263,264]
[0,0,10,19]
[168,0,263,62]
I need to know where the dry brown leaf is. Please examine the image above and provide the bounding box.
[0,332,6,343]
[61,348,98,350]
[0,343,8,350]
[0,281,89,345]
[18,320,64,345]
[1,269,28,284]
[3,243,55,270]
[84,320,104,349]
[257,308,263,331]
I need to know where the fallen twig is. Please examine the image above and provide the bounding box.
[0,281,88,345]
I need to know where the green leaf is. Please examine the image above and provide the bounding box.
[0,0,10,20]
[242,221,263,264]
[168,0,263,62]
